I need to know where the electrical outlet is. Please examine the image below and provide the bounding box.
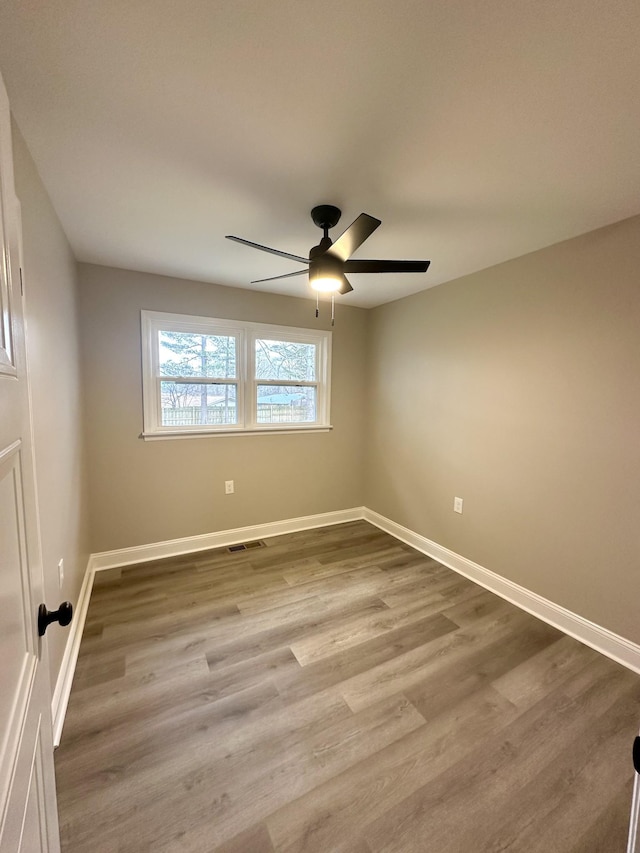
[225,480,234,495]
[58,558,64,587]
[454,497,463,514]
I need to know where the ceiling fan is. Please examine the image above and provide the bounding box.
[226,205,430,319]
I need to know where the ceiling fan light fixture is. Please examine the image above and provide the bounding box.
[309,253,342,293]
[309,273,341,292]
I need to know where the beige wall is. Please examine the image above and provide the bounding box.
[78,264,368,552]
[366,215,640,643]
[12,124,90,692]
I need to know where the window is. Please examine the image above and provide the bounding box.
[141,311,331,437]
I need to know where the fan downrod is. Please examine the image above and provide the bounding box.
[311,205,341,232]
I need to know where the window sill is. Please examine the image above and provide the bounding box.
[140,425,333,441]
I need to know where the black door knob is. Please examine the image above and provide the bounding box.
[38,601,73,637]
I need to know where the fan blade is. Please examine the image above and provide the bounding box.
[251,268,308,284]
[328,213,381,262]
[226,235,308,264]
[344,259,430,274]
[338,275,354,295]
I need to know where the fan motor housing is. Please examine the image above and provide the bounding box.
[309,251,342,283]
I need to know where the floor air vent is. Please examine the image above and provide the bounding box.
[227,540,265,553]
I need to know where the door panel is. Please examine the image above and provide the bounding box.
[20,756,47,853]
[0,443,35,763]
[2,714,50,853]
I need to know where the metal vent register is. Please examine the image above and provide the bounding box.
[227,540,265,553]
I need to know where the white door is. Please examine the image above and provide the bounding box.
[0,71,61,852]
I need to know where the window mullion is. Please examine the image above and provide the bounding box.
[246,330,256,429]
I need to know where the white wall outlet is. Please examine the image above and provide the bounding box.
[57,558,64,587]
[225,480,234,495]
[454,497,463,514]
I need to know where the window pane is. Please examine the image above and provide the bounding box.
[160,382,237,426]
[255,339,316,381]
[256,385,316,423]
[158,331,236,378]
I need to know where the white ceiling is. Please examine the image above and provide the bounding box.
[0,1,639,308]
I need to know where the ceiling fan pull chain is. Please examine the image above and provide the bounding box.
[315,291,319,318]
[331,293,335,326]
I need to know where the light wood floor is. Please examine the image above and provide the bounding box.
[55,521,640,852]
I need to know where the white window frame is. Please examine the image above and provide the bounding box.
[141,310,332,439]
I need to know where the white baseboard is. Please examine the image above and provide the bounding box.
[364,508,640,675]
[52,505,640,748]
[90,507,364,572]
[51,557,96,747]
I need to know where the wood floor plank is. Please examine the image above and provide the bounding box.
[211,822,275,853]
[58,686,353,818]
[282,546,402,585]
[306,694,426,772]
[96,603,240,658]
[56,678,285,817]
[290,595,458,665]
[205,596,391,673]
[265,685,519,853]
[125,694,423,852]
[72,646,126,688]
[491,632,597,709]
[54,521,640,853]
[440,586,509,626]
[61,691,422,852]
[274,612,459,704]
[404,614,561,721]
[200,646,302,699]
[339,605,537,712]
[487,686,639,853]
[377,572,476,609]
[237,566,390,615]
[567,780,635,853]
[59,655,212,748]
[364,664,640,853]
